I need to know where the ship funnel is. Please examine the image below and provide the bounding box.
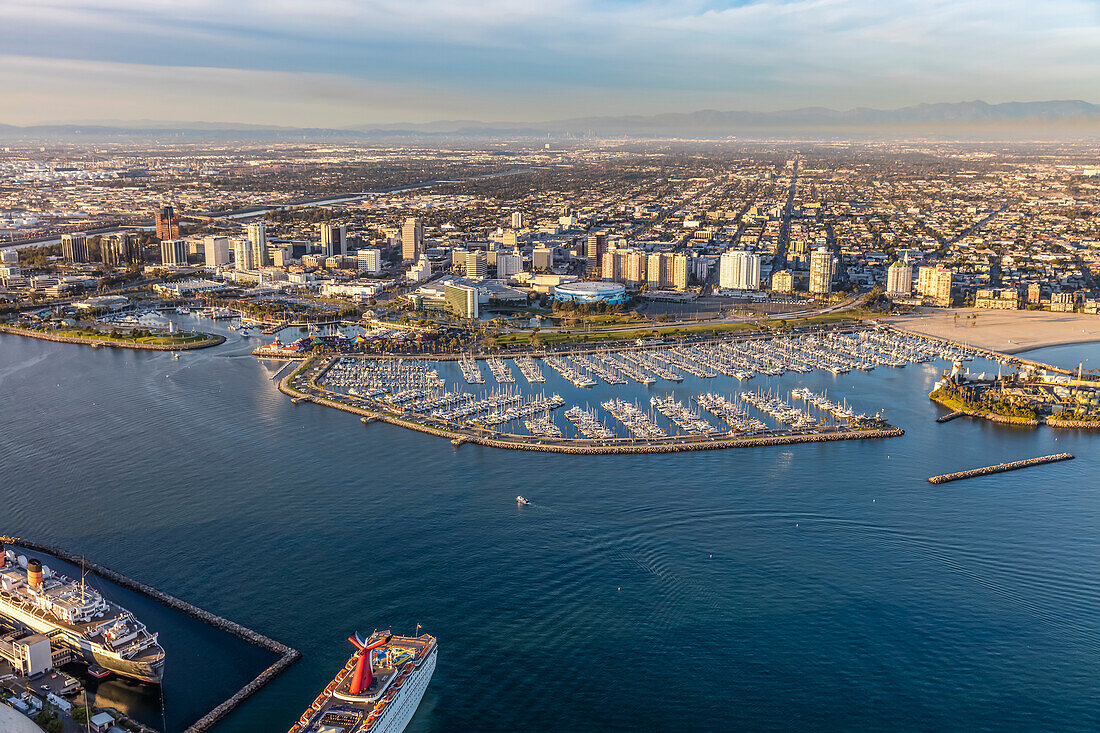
[27,558,43,588]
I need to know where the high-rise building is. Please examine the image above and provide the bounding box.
[204,236,230,267]
[319,223,346,258]
[247,222,269,268]
[232,238,253,270]
[160,239,187,266]
[917,266,953,303]
[625,249,647,285]
[510,212,525,229]
[502,230,518,248]
[155,206,180,240]
[465,250,487,279]
[586,232,608,276]
[61,233,89,263]
[647,252,666,288]
[532,246,554,271]
[357,248,382,274]
[402,217,424,261]
[886,260,913,295]
[672,253,690,291]
[719,250,762,290]
[771,269,794,292]
[101,233,132,266]
[809,248,836,295]
[496,251,523,279]
[445,282,479,319]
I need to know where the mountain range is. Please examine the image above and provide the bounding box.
[2,101,1097,141]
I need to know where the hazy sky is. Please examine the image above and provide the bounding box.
[1,0,1098,126]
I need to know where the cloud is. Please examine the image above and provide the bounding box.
[0,0,1097,124]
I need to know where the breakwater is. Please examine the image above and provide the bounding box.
[0,325,224,351]
[0,535,300,732]
[936,410,965,423]
[927,453,1075,484]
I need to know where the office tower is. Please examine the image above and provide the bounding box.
[917,265,953,302]
[319,223,346,258]
[719,250,762,290]
[357,248,382,274]
[444,282,479,319]
[532,246,554,271]
[496,251,523,279]
[465,250,487,279]
[510,212,525,229]
[809,247,837,294]
[407,254,431,282]
[160,239,187,266]
[247,222,269,268]
[204,236,230,267]
[502,230,518,248]
[672,253,689,291]
[155,206,180,240]
[61,233,89,263]
[232,238,253,270]
[101,233,131,266]
[886,259,913,295]
[586,232,608,276]
[402,217,424,261]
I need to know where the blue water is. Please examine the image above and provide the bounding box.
[0,328,1097,732]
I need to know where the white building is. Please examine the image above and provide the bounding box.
[357,247,382,274]
[809,247,837,295]
[232,238,253,270]
[407,254,431,282]
[886,259,913,295]
[159,239,187,266]
[247,222,269,267]
[719,250,761,290]
[510,211,525,229]
[465,250,487,279]
[496,251,523,279]
[203,236,230,267]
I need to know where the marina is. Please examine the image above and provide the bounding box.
[288,326,990,451]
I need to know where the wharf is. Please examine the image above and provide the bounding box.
[928,453,1075,484]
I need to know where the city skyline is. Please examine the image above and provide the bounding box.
[1,0,1098,127]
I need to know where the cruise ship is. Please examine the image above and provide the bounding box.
[289,630,437,733]
[0,544,165,683]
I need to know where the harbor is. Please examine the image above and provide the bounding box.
[0,330,1095,731]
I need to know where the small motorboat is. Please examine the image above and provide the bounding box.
[516,496,529,506]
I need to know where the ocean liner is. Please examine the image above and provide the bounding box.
[0,544,165,683]
[289,629,437,733]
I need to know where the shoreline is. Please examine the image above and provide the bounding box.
[887,309,1100,356]
[0,324,225,351]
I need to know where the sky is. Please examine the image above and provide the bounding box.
[0,0,1098,127]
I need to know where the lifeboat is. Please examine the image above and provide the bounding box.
[336,669,348,682]
[394,676,405,688]
[402,662,415,675]
[325,681,337,695]
[299,713,311,726]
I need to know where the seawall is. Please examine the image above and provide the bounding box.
[0,325,225,351]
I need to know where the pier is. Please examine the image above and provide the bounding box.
[936,410,965,423]
[927,453,1075,484]
[0,536,300,733]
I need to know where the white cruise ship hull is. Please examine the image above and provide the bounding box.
[372,646,436,733]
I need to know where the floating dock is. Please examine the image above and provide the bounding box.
[928,453,1075,484]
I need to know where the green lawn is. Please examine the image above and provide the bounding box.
[17,325,213,346]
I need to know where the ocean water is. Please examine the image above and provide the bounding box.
[0,327,1097,732]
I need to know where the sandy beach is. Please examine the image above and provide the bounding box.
[887,308,1100,354]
